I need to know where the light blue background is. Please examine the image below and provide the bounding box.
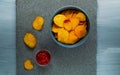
[0,0,120,75]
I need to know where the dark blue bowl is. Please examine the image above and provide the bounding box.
[50,5,90,48]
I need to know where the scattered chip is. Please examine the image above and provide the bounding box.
[23,33,37,48]
[32,16,44,30]
[24,59,33,70]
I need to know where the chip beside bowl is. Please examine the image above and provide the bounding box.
[50,5,90,48]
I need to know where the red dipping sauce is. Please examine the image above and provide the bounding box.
[35,50,51,66]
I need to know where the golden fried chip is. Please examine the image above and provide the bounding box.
[32,16,44,30]
[23,33,37,48]
[61,11,66,15]
[64,10,73,19]
[72,13,77,18]
[70,18,79,30]
[52,24,63,33]
[57,29,69,43]
[83,24,87,28]
[76,12,86,22]
[74,25,87,39]
[71,10,78,18]
[53,14,67,27]
[24,59,33,70]
[66,31,79,44]
[63,20,72,31]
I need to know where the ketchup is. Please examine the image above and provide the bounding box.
[35,50,51,66]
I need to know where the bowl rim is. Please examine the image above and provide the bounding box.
[49,5,91,48]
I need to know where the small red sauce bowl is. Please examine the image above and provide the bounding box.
[35,50,51,66]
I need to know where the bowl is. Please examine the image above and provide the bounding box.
[50,5,90,48]
[35,49,51,66]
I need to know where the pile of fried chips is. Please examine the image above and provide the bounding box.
[52,10,87,44]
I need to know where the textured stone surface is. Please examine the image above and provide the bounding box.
[16,0,97,75]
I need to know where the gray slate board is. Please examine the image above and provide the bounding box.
[16,0,97,75]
